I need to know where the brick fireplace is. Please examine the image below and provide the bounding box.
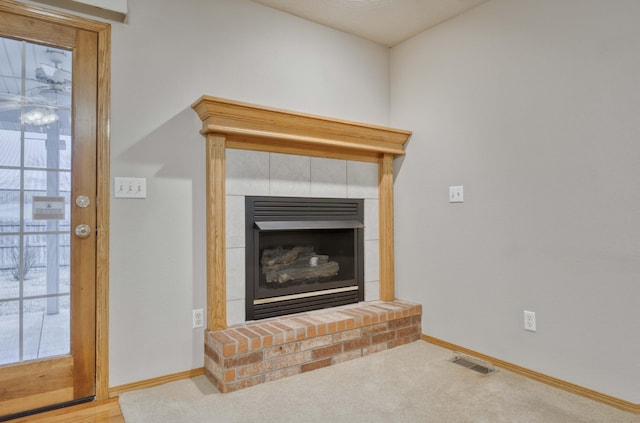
[192,96,417,392]
[205,300,421,392]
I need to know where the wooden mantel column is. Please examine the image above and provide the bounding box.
[192,96,411,331]
[206,133,227,331]
[379,153,395,301]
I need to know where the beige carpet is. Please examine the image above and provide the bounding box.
[119,341,636,422]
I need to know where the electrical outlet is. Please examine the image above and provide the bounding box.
[192,309,204,329]
[524,310,536,332]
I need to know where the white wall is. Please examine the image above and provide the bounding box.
[108,0,390,386]
[391,0,640,403]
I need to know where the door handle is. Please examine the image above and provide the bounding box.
[75,224,91,238]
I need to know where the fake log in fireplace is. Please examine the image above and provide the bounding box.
[245,196,364,320]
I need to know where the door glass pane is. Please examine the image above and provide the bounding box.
[0,169,20,223]
[0,301,19,365]
[0,37,72,364]
[0,130,21,167]
[0,236,20,300]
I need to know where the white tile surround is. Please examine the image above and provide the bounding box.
[225,149,381,325]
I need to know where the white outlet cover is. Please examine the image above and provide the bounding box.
[192,308,204,329]
[524,310,536,332]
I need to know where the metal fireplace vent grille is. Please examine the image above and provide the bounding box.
[252,198,361,220]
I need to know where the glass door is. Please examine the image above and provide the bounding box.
[0,9,99,418]
[0,38,73,366]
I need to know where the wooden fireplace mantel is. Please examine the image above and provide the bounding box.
[192,96,411,331]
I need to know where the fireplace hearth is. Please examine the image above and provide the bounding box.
[246,196,364,320]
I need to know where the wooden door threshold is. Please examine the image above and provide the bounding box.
[4,398,123,423]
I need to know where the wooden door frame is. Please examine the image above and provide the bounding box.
[0,0,111,400]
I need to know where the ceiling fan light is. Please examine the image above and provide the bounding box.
[41,112,59,124]
[22,108,59,126]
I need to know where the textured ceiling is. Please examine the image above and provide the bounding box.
[250,0,489,46]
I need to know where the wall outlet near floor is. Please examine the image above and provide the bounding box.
[524,310,536,332]
[192,308,204,328]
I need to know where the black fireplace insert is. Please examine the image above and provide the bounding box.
[245,196,364,320]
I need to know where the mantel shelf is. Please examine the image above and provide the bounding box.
[192,95,412,331]
[192,95,411,162]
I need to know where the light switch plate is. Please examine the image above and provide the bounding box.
[449,186,464,203]
[114,177,147,198]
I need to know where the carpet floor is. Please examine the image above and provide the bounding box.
[119,341,636,422]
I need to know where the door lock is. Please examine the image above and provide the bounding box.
[75,195,90,208]
[75,224,91,238]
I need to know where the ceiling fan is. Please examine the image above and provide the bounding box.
[0,48,72,126]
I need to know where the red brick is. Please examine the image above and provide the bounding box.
[204,355,223,380]
[388,317,412,329]
[246,325,275,348]
[260,323,286,345]
[220,375,263,393]
[223,351,263,368]
[333,349,362,364]
[210,330,235,346]
[203,300,422,394]
[362,314,371,326]
[222,343,236,357]
[388,337,413,349]
[204,368,224,392]
[270,321,297,342]
[223,369,236,382]
[295,328,307,340]
[340,310,364,327]
[264,342,299,359]
[304,325,316,338]
[316,323,327,336]
[226,330,249,354]
[277,350,312,368]
[265,366,300,382]
[312,343,342,360]
[362,323,387,337]
[301,358,332,373]
[371,331,395,345]
[397,325,420,339]
[237,360,275,378]
[291,317,314,332]
[343,337,370,352]
[300,335,332,351]
[210,331,238,357]
[363,343,387,356]
[332,328,361,343]
[205,344,221,366]
[236,327,263,350]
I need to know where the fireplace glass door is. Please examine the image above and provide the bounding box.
[246,197,364,320]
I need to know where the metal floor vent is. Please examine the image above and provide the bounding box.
[451,354,497,375]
